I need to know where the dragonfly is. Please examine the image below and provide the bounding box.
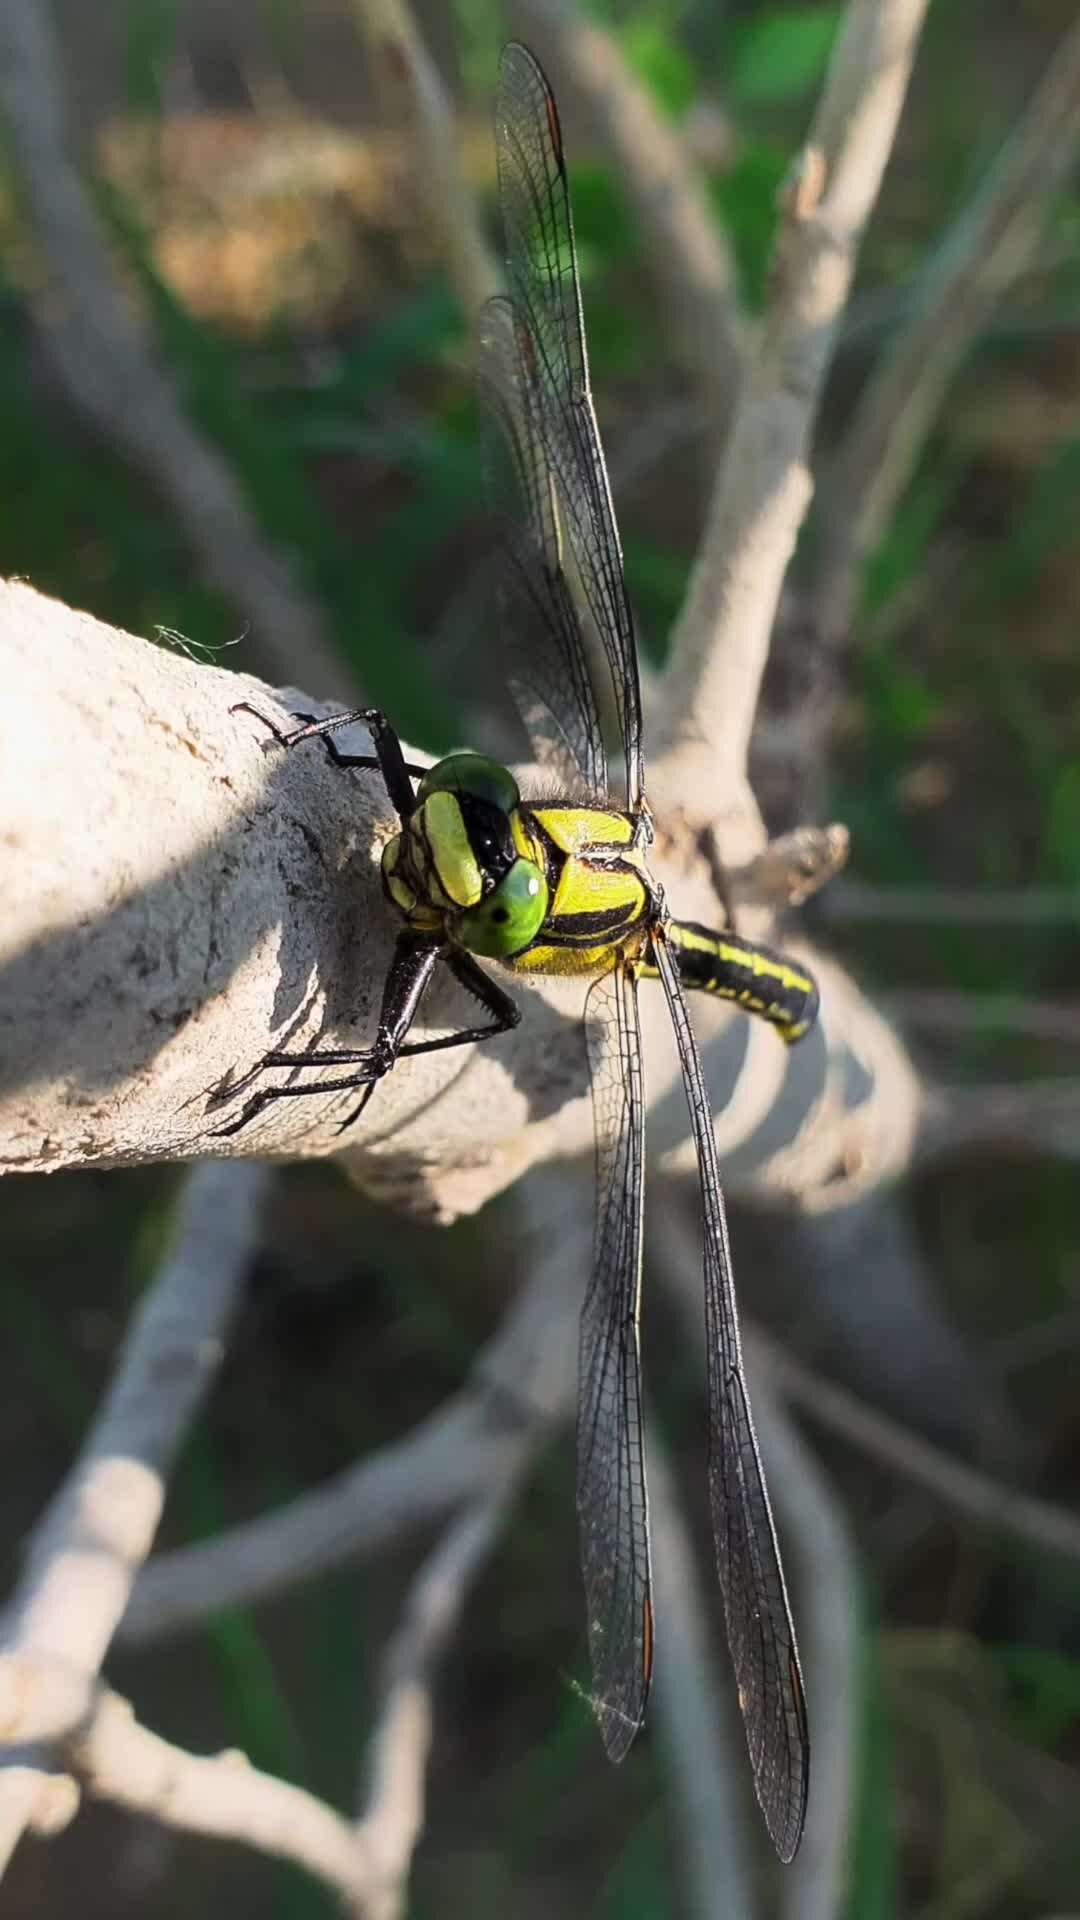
[220,41,815,1861]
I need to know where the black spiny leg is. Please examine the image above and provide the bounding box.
[212,936,521,1138]
[232,702,426,822]
[326,948,521,1132]
[416,947,521,1056]
[213,931,439,1137]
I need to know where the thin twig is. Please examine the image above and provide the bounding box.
[889,990,1080,1046]
[0,1497,512,1914]
[349,0,498,317]
[120,1368,535,1643]
[820,12,1080,645]
[829,883,1080,927]
[71,1684,367,1902]
[3,1505,513,1915]
[920,1079,1080,1165]
[123,1173,584,1643]
[509,0,747,430]
[750,1370,859,1920]
[659,0,930,809]
[0,1163,268,1876]
[752,1332,1080,1565]
[0,0,350,698]
[353,1493,513,1920]
[647,1433,753,1919]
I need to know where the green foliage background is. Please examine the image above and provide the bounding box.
[3,2,1080,1915]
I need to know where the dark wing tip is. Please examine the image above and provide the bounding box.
[594,1587,652,1763]
[595,1688,648,1765]
[498,41,568,177]
[592,1587,653,1764]
[769,1659,810,1861]
[500,39,552,88]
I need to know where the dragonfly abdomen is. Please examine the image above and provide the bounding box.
[650,921,819,1044]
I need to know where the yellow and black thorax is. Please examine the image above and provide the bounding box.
[506,804,653,978]
[379,751,653,975]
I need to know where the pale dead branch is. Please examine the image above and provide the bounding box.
[0,1162,268,1874]
[123,1176,582,1643]
[0,0,349,699]
[659,0,931,824]
[0,579,919,1224]
[2,1497,512,1920]
[65,1679,368,1904]
[0,1167,550,1909]
[354,1493,513,1920]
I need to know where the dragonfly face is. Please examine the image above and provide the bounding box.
[380,750,551,958]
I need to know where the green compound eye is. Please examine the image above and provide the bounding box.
[417,753,520,816]
[452,859,549,959]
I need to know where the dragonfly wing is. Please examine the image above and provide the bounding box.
[477,295,608,798]
[488,40,644,813]
[579,964,653,1759]
[650,932,810,1862]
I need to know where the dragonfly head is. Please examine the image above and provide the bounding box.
[411,752,549,959]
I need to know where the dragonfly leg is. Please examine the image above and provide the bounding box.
[211,930,438,1137]
[327,958,521,1132]
[211,939,521,1137]
[429,948,521,1047]
[232,702,425,823]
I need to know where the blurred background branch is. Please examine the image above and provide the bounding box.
[509,0,748,439]
[660,0,931,813]
[754,1331,1080,1566]
[819,10,1080,649]
[0,0,350,698]
[349,0,498,319]
[647,1434,752,1918]
[0,1164,267,1872]
[122,1183,580,1643]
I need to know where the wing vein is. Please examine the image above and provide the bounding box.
[478,41,644,809]
[650,931,810,1861]
[579,964,653,1759]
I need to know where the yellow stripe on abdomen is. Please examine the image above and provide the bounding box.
[644,921,819,1044]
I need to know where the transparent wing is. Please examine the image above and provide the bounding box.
[578,964,653,1759]
[480,39,644,811]
[476,296,608,798]
[650,933,810,1863]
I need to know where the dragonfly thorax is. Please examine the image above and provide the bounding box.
[380,751,550,959]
